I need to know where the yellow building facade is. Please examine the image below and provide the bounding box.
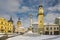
[0,17,13,34]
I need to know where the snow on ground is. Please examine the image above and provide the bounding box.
[7,35,57,40]
[54,38,60,40]
[52,35,60,40]
[0,31,60,40]
[0,35,4,37]
[7,31,60,40]
[0,33,4,37]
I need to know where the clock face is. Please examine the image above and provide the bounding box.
[39,7,44,13]
[40,21,42,23]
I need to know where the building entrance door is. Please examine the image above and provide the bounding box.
[50,32,52,35]
[54,31,59,35]
[45,31,49,35]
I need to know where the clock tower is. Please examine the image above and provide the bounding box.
[38,0,44,34]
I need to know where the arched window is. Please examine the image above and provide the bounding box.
[54,27,56,30]
[57,27,59,30]
[1,22,3,24]
[1,26,3,29]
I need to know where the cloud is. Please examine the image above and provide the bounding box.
[44,12,60,23]
[18,6,30,13]
[44,0,59,7]
[0,0,19,25]
[0,0,20,25]
[0,0,60,28]
[0,0,20,13]
[48,3,60,11]
[44,0,60,23]
[0,0,38,28]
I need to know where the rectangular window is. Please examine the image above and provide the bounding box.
[1,29,4,33]
[46,27,49,30]
[57,27,59,30]
[8,30,11,33]
[50,27,52,30]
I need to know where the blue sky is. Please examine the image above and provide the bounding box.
[0,0,60,27]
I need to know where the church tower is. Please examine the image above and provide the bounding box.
[38,0,44,34]
[17,18,22,27]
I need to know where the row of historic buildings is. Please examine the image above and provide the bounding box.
[0,1,60,35]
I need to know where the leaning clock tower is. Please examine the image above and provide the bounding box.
[38,0,44,34]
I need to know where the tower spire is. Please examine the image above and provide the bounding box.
[30,13,32,27]
[8,16,13,24]
[39,0,43,7]
[28,13,33,31]
[40,0,42,5]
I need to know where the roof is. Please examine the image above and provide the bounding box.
[32,22,38,24]
[57,17,60,19]
[19,27,24,29]
[32,22,58,25]
[39,5,43,7]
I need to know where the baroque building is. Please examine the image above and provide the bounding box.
[0,17,13,34]
[15,18,25,34]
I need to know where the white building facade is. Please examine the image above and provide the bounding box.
[32,23,59,35]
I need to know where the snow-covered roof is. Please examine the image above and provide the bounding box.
[19,27,24,29]
[32,22,38,24]
[44,23,57,25]
[44,23,48,25]
[7,35,58,40]
[26,31,33,34]
[57,17,60,19]
[32,22,57,25]
[15,26,25,29]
